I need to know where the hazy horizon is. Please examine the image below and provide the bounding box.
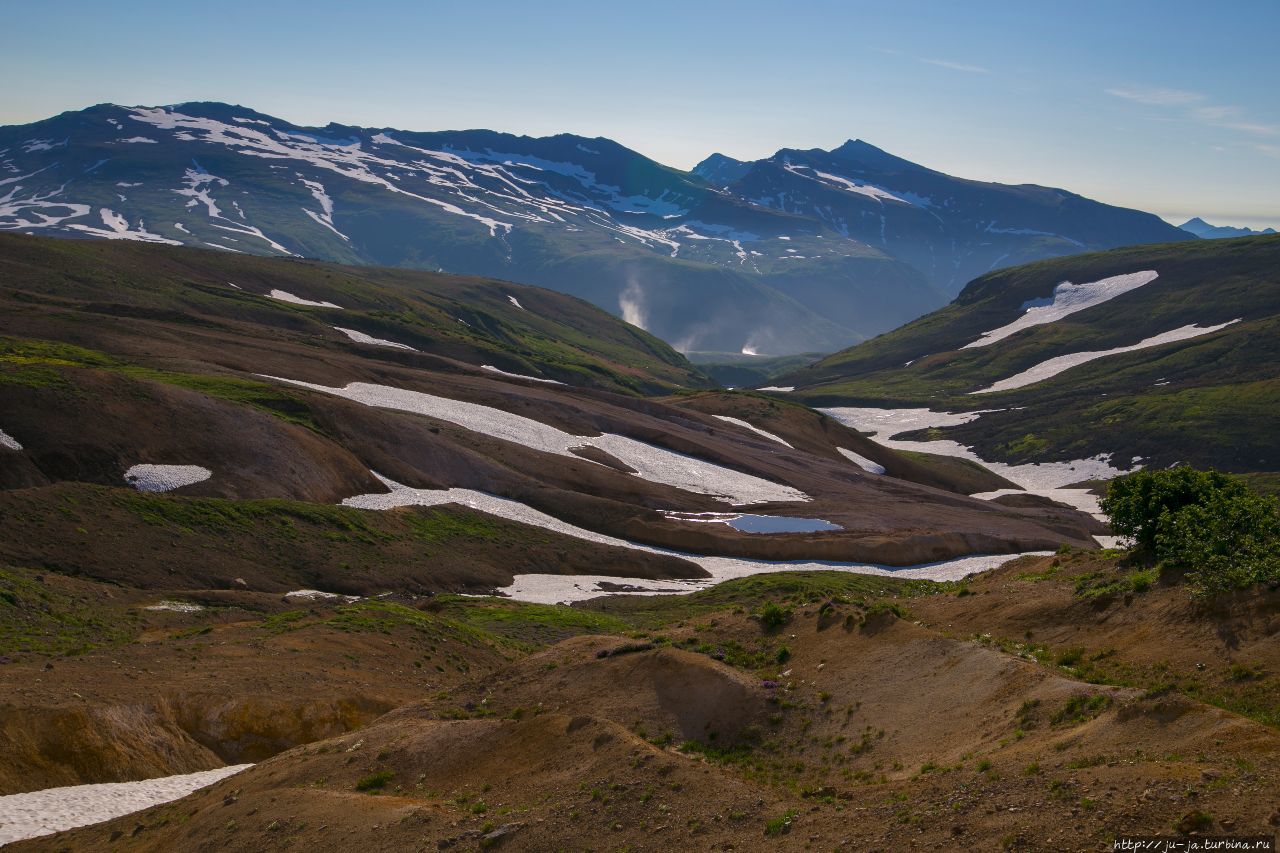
[4,0,1278,230]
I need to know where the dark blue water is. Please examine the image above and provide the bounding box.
[727,515,842,534]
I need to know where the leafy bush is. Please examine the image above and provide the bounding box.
[1102,468,1280,596]
[1102,467,1247,551]
[758,601,791,630]
[355,770,394,792]
[1155,491,1280,596]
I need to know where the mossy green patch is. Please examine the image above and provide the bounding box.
[0,566,139,657]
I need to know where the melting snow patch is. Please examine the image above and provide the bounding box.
[837,448,886,474]
[506,294,525,310]
[0,429,21,451]
[0,765,252,845]
[266,378,807,505]
[283,589,359,604]
[66,208,182,245]
[712,416,792,448]
[268,289,342,309]
[822,406,1137,507]
[333,326,415,350]
[144,600,205,613]
[963,271,1159,349]
[124,464,212,493]
[342,474,1043,603]
[972,321,1240,394]
[117,136,158,144]
[756,386,795,393]
[481,365,563,384]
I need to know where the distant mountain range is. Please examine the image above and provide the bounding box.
[0,102,1192,353]
[779,234,1280,476]
[1179,217,1277,239]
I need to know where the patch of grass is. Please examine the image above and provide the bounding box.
[763,809,798,837]
[355,770,395,792]
[0,566,139,656]
[1051,694,1110,726]
[758,601,791,631]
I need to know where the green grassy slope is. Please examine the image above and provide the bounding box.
[0,234,711,395]
[778,235,1280,472]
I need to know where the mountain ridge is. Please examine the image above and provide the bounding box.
[1,102,1192,353]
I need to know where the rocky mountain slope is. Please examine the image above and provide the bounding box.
[777,234,1280,476]
[1,103,1191,353]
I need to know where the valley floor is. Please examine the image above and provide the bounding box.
[2,554,1277,850]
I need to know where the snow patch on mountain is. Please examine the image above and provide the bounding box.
[972,320,1240,394]
[333,326,415,350]
[66,208,181,244]
[964,270,1159,348]
[0,428,22,450]
[837,448,886,474]
[299,176,348,240]
[0,765,252,845]
[128,107,513,237]
[822,406,1137,502]
[712,416,793,448]
[342,474,1041,603]
[268,289,342,309]
[123,464,212,492]
[266,377,808,505]
[481,365,563,384]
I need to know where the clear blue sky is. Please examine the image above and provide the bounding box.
[6,0,1278,228]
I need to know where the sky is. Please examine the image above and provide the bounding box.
[5,0,1278,229]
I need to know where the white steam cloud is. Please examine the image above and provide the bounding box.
[618,278,648,330]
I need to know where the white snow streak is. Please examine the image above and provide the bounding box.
[973,320,1240,394]
[268,289,343,309]
[333,326,415,350]
[837,448,886,474]
[0,765,251,845]
[481,365,563,384]
[264,378,807,505]
[342,475,1043,603]
[964,271,1159,348]
[712,416,793,448]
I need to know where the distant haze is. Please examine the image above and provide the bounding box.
[3,0,1277,228]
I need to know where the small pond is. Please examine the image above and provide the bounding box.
[661,510,842,534]
[726,515,843,534]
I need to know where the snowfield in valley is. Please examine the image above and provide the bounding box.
[342,474,1046,604]
[0,765,252,845]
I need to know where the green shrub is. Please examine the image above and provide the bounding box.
[1156,492,1280,596]
[764,809,798,836]
[1102,468,1280,597]
[1102,468,1247,552]
[355,770,394,792]
[758,601,791,630]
